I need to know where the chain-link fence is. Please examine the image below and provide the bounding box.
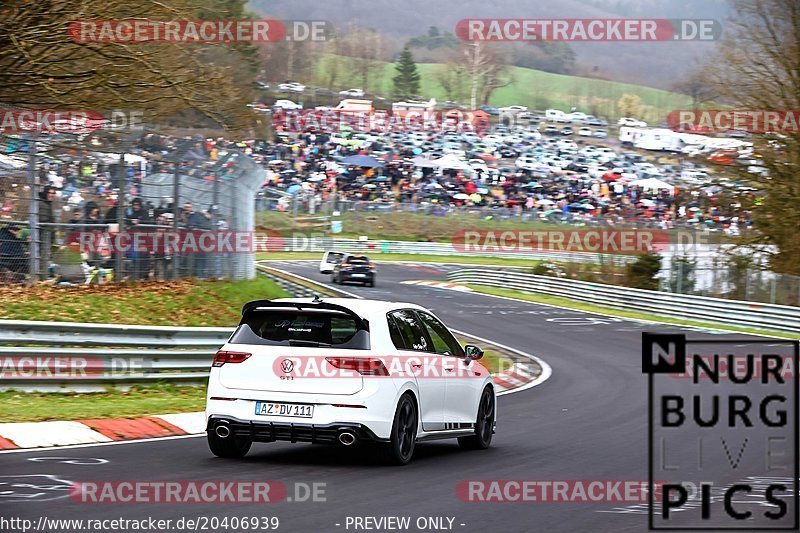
[0,128,265,284]
[660,248,800,306]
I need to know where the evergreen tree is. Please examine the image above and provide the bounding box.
[392,46,421,99]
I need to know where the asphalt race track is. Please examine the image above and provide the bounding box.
[0,261,786,533]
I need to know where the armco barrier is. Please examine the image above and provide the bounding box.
[282,238,635,266]
[0,266,334,392]
[447,269,800,334]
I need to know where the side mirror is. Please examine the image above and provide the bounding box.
[464,345,484,361]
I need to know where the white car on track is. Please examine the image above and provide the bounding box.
[319,250,345,273]
[205,298,496,465]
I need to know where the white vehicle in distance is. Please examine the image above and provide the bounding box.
[515,155,539,170]
[278,82,306,92]
[205,298,496,465]
[339,88,365,97]
[499,105,528,114]
[577,127,592,137]
[618,117,647,127]
[273,99,303,110]
[593,128,608,138]
[567,112,589,123]
[319,251,345,274]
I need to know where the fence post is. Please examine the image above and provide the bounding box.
[172,162,181,279]
[115,152,126,279]
[26,135,40,281]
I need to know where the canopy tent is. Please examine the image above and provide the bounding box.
[410,156,439,168]
[630,177,674,192]
[341,155,383,168]
[431,154,473,172]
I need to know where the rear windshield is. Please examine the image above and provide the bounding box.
[230,310,369,349]
[326,252,344,262]
[346,256,370,264]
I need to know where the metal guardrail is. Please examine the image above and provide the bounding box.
[0,320,232,392]
[0,267,330,392]
[284,238,634,265]
[447,268,800,335]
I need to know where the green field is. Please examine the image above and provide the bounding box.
[312,56,691,122]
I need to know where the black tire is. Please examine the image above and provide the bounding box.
[207,431,252,458]
[331,274,338,284]
[458,387,495,450]
[384,394,418,465]
[368,278,376,287]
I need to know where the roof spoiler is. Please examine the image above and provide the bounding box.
[241,300,369,331]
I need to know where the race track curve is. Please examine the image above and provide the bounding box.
[0,260,777,533]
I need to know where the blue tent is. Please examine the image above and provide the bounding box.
[341,155,383,168]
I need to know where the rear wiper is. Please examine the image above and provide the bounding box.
[288,340,332,347]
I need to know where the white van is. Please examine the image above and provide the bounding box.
[545,109,567,122]
[319,250,346,273]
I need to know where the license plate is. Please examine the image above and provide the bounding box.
[351,273,366,277]
[255,402,314,418]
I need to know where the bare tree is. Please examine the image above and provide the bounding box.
[0,0,259,131]
[672,68,718,109]
[460,42,511,108]
[339,25,386,93]
[704,0,800,275]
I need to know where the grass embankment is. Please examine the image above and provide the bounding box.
[465,284,800,340]
[0,278,289,423]
[0,384,208,423]
[0,277,288,326]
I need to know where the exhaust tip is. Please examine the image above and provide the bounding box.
[338,431,356,446]
[215,424,231,439]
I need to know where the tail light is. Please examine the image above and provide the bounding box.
[339,262,350,267]
[326,357,389,376]
[212,350,252,367]
[367,263,375,269]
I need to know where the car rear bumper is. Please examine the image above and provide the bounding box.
[207,415,388,444]
[340,272,374,282]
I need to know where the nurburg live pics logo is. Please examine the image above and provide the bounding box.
[642,332,799,530]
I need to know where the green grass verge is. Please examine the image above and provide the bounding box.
[0,277,289,326]
[0,383,207,423]
[465,284,800,340]
[257,251,542,268]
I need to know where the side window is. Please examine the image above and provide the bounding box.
[389,310,429,352]
[387,314,406,350]
[417,311,464,356]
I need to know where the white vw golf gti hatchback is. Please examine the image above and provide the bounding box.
[206,297,496,465]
